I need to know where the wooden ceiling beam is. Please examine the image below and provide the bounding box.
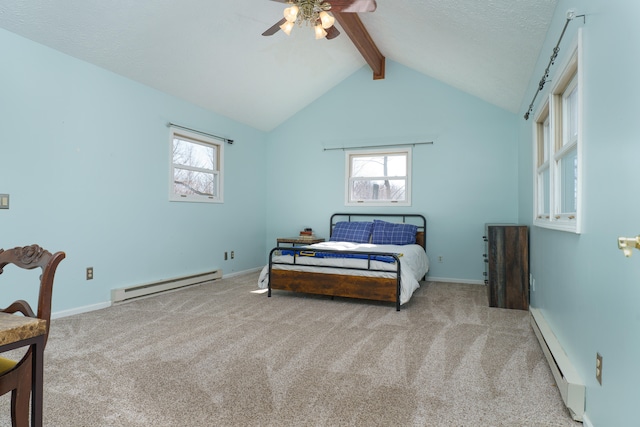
[334,12,385,80]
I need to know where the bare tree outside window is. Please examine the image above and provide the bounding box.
[346,149,411,206]
[169,127,223,203]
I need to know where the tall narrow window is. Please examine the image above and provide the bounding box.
[533,29,581,233]
[555,75,579,218]
[169,126,223,203]
[345,148,412,206]
[535,106,551,220]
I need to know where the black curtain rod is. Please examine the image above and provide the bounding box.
[524,11,585,120]
[323,141,433,151]
[168,123,234,144]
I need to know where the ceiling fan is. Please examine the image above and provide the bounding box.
[261,0,385,79]
[262,0,377,40]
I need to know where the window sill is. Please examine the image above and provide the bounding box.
[345,201,412,207]
[534,218,580,234]
[169,196,223,204]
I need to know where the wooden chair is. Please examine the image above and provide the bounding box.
[0,245,65,427]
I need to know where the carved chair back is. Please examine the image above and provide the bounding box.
[0,245,66,346]
[0,245,65,425]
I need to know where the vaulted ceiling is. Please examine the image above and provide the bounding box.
[0,0,558,131]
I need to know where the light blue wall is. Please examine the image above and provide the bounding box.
[7,5,635,423]
[517,1,640,425]
[266,61,518,282]
[0,28,267,314]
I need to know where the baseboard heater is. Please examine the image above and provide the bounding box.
[111,270,222,303]
[530,307,585,421]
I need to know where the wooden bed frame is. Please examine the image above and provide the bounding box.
[267,213,427,311]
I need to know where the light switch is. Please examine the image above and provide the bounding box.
[0,194,8,209]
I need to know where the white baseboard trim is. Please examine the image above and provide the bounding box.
[582,414,594,427]
[426,276,485,285]
[51,301,111,319]
[50,267,263,319]
[223,267,262,278]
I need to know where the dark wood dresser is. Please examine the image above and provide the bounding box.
[483,224,529,310]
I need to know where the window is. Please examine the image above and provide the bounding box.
[535,107,551,220]
[345,148,411,206]
[533,30,581,233]
[169,126,223,203]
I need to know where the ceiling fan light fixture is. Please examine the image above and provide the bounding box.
[314,23,328,39]
[319,11,335,29]
[283,5,299,22]
[280,20,295,35]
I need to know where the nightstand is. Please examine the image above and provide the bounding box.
[277,236,325,247]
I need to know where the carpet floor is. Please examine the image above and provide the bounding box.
[1,272,581,426]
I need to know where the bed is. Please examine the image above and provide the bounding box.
[258,213,429,310]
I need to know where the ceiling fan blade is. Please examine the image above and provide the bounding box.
[262,18,287,36]
[326,25,340,40]
[328,0,377,13]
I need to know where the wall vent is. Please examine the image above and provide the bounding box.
[530,307,585,421]
[111,270,222,303]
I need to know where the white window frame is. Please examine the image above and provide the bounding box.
[535,106,551,221]
[169,126,224,203]
[345,147,412,207]
[533,29,582,233]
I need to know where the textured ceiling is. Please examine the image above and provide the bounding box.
[0,0,558,131]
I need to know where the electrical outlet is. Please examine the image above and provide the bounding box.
[231,251,235,259]
[86,267,93,280]
[530,274,535,292]
[596,353,603,385]
[224,252,228,260]
[438,256,443,263]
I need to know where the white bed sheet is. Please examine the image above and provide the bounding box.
[258,241,429,305]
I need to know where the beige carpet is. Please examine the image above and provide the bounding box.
[0,272,580,426]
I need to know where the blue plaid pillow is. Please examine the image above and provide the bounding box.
[371,220,417,245]
[330,221,373,243]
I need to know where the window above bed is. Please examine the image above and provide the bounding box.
[345,148,412,207]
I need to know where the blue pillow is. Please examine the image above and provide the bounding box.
[330,221,373,243]
[371,220,418,245]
